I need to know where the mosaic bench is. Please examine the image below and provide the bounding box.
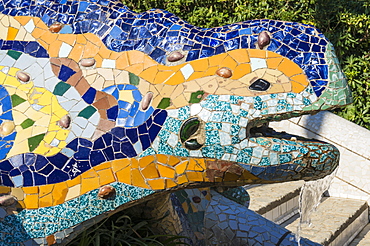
[0,0,352,245]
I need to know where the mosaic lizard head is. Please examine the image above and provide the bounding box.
[0,0,351,210]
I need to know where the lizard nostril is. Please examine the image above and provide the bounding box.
[180,117,203,150]
[249,79,271,91]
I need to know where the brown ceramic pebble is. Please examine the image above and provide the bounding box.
[58,115,71,129]
[0,121,15,136]
[49,23,63,33]
[192,196,201,203]
[80,58,96,67]
[257,31,271,49]
[216,67,232,78]
[98,185,116,199]
[16,71,30,82]
[167,51,184,62]
[0,195,17,206]
[141,92,153,110]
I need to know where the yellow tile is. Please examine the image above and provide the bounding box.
[191,59,209,72]
[24,194,39,209]
[115,51,130,70]
[147,179,165,190]
[153,70,175,84]
[203,66,219,77]
[131,158,139,169]
[7,27,18,40]
[229,49,250,63]
[182,200,189,213]
[39,185,53,197]
[0,186,11,193]
[156,154,168,164]
[186,71,205,82]
[126,63,144,75]
[94,161,112,171]
[97,168,116,186]
[186,172,204,182]
[165,179,177,188]
[80,176,100,195]
[58,34,76,46]
[65,184,81,201]
[291,74,309,86]
[40,31,58,45]
[81,169,98,179]
[266,57,284,69]
[139,155,155,168]
[68,44,84,62]
[111,159,130,173]
[115,166,131,184]
[76,34,87,45]
[131,169,150,189]
[291,82,306,93]
[22,186,39,194]
[175,161,188,175]
[141,163,160,179]
[157,164,175,179]
[14,16,32,26]
[39,193,53,207]
[128,50,145,65]
[52,182,68,205]
[209,53,227,67]
[168,156,180,166]
[176,175,188,184]
[187,159,204,171]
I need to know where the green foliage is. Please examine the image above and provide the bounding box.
[68,213,189,246]
[122,0,370,129]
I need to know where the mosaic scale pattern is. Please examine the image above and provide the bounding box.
[0,0,352,245]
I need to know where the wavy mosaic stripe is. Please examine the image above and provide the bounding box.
[0,0,330,96]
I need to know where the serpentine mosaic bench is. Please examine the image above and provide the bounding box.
[0,0,352,245]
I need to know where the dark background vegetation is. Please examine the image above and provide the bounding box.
[122,0,370,130]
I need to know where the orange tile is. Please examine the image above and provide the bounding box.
[248,49,267,59]
[187,159,205,171]
[232,63,252,79]
[266,58,284,69]
[131,158,139,168]
[97,46,112,59]
[68,44,84,62]
[94,161,112,171]
[22,186,39,194]
[203,66,219,77]
[143,56,157,70]
[115,166,131,184]
[126,63,144,75]
[278,59,304,77]
[83,40,101,58]
[186,71,205,81]
[157,164,175,178]
[186,172,204,182]
[128,51,145,65]
[140,66,159,83]
[229,49,250,63]
[131,169,150,189]
[80,176,100,195]
[291,82,306,93]
[154,70,175,84]
[52,182,68,205]
[97,168,116,186]
[115,52,130,70]
[191,59,209,72]
[40,31,58,45]
[24,194,39,209]
[209,53,227,67]
[165,71,185,85]
[7,27,18,40]
[221,55,238,70]
[39,193,53,207]
[58,34,77,46]
[141,163,160,179]
[14,16,32,25]
[76,34,87,45]
[147,179,165,190]
[291,74,309,86]
[168,156,180,166]
[139,155,155,168]
[31,27,46,39]
[49,40,62,57]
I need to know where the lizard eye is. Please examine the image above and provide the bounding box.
[249,79,271,91]
[180,118,203,150]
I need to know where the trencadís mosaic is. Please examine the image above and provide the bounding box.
[0,0,351,245]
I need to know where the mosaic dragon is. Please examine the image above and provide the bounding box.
[0,0,352,245]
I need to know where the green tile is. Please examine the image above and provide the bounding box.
[7,50,21,60]
[189,90,204,103]
[11,94,26,107]
[53,82,71,96]
[78,106,97,119]
[157,98,170,109]
[21,119,35,129]
[129,72,139,86]
[28,134,45,152]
